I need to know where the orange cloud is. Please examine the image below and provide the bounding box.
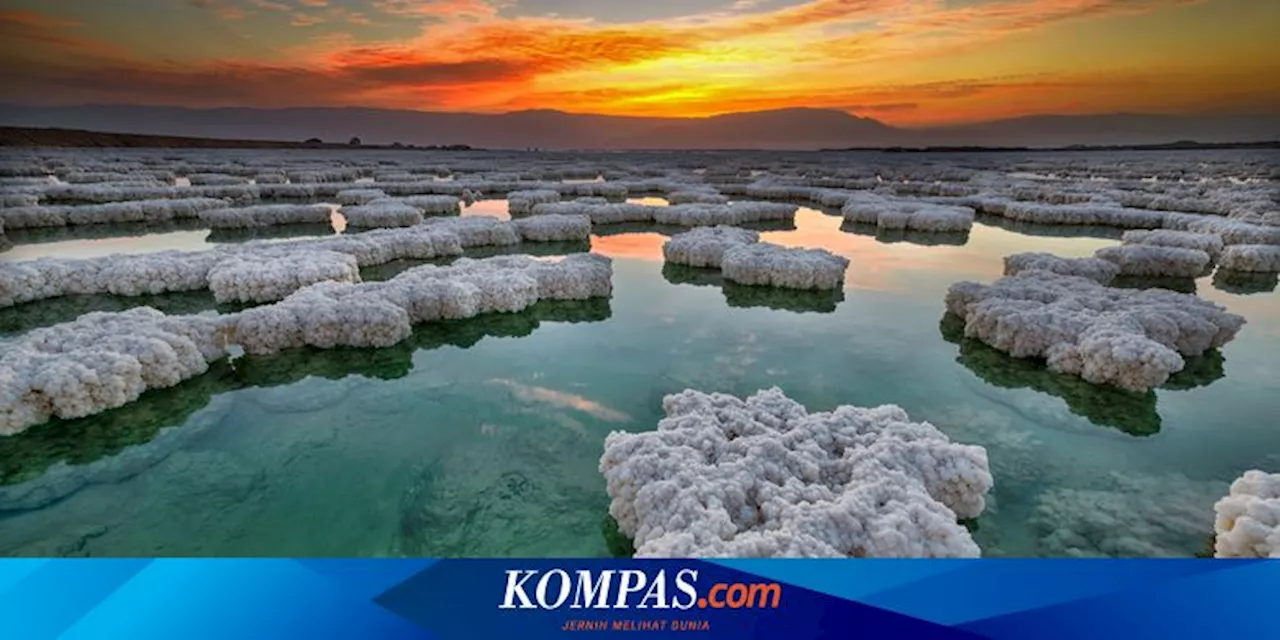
[4,0,1277,123]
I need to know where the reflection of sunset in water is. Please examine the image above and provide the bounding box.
[590,232,669,262]
[2,230,215,261]
[461,199,510,220]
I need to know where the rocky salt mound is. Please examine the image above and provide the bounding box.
[1003,252,1119,285]
[507,189,561,215]
[1219,245,1280,272]
[207,250,360,304]
[841,192,974,233]
[340,202,424,228]
[599,387,993,557]
[199,204,333,229]
[1122,229,1225,261]
[945,269,1245,391]
[721,243,848,290]
[511,214,592,242]
[1094,245,1211,278]
[662,226,760,268]
[225,253,613,355]
[0,308,230,435]
[1214,470,1280,558]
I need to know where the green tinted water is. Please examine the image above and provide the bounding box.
[2,207,1277,557]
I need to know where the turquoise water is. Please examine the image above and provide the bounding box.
[2,207,1278,557]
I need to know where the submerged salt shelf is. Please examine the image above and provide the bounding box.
[0,147,1277,559]
[600,387,992,557]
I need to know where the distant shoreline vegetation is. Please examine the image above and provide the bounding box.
[0,127,476,151]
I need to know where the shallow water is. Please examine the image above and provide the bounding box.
[2,207,1278,558]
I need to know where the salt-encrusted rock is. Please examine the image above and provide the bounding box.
[372,195,460,216]
[507,189,560,214]
[1218,245,1280,272]
[1094,245,1211,278]
[1003,252,1120,284]
[1214,470,1280,558]
[335,188,387,205]
[341,202,424,228]
[599,387,993,557]
[423,215,520,247]
[0,193,39,208]
[1122,229,1225,260]
[945,269,1245,391]
[662,226,760,268]
[0,206,69,229]
[667,190,729,205]
[1162,213,1280,246]
[0,308,231,435]
[721,243,848,290]
[207,250,360,303]
[199,204,332,229]
[226,253,612,355]
[511,214,592,242]
[1001,202,1165,229]
[841,192,974,232]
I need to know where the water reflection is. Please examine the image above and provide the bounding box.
[662,264,844,313]
[840,220,971,247]
[974,214,1127,240]
[0,299,613,514]
[0,291,240,337]
[206,223,337,244]
[3,219,208,245]
[1213,269,1278,295]
[938,314,1226,436]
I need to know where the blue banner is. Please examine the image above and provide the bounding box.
[3,559,1277,639]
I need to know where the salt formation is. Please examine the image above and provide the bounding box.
[1213,470,1280,558]
[598,387,993,557]
[721,243,848,290]
[667,189,730,205]
[1121,230,1225,260]
[507,189,561,215]
[1161,213,1280,246]
[206,250,360,303]
[340,202,424,228]
[662,226,760,268]
[373,195,460,216]
[198,204,332,229]
[1,194,39,208]
[510,214,592,242]
[335,188,387,205]
[1218,245,1280,272]
[1000,202,1164,228]
[528,201,796,227]
[945,269,1245,391]
[1094,245,1211,278]
[841,192,974,232]
[0,217,577,307]
[0,198,228,228]
[225,253,612,355]
[0,308,230,435]
[1003,252,1119,285]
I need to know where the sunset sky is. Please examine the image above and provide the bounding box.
[1,0,1278,125]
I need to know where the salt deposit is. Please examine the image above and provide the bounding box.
[1213,470,1280,558]
[199,204,333,229]
[511,214,592,242]
[1003,252,1119,285]
[841,192,974,233]
[945,269,1245,391]
[599,387,993,557]
[721,243,848,290]
[207,250,360,304]
[0,308,231,435]
[507,189,561,215]
[1218,245,1280,272]
[1094,245,1211,278]
[1121,230,1225,260]
[373,195,460,216]
[226,253,612,355]
[662,226,760,268]
[340,202,424,228]
[335,188,387,205]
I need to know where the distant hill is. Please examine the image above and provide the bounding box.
[0,126,473,150]
[0,104,1275,150]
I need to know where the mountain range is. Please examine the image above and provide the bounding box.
[0,104,1275,150]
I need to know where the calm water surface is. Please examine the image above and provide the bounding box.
[2,206,1277,557]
